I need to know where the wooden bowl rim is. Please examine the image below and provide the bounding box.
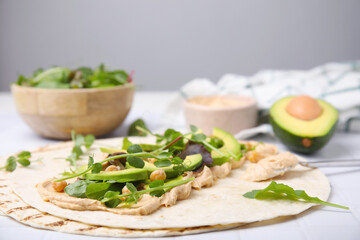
[11,83,135,93]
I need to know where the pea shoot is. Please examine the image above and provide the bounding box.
[66,130,95,166]
[0,151,33,172]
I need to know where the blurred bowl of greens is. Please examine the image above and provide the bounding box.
[11,65,135,139]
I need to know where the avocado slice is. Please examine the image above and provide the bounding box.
[84,168,148,183]
[211,128,241,166]
[270,96,338,153]
[126,154,203,179]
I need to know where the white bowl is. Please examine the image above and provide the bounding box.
[183,95,258,135]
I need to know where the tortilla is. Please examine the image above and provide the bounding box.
[0,137,331,237]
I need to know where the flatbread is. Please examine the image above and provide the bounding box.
[0,137,331,237]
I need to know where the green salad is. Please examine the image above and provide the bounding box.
[16,64,133,89]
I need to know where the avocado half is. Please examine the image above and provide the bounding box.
[270,96,338,154]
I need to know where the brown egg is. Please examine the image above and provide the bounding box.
[286,95,323,121]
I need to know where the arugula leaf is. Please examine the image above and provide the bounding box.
[243,181,349,210]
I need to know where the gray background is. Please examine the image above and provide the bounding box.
[1,0,360,91]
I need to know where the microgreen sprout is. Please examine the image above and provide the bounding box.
[0,151,33,172]
[100,177,195,206]
[66,130,95,166]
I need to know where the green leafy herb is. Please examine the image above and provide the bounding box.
[208,137,224,149]
[16,64,132,89]
[17,151,31,158]
[66,130,95,166]
[127,156,145,168]
[17,158,31,167]
[191,133,206,142]
[0,151,33,172]
[101,177,194,205]
[127,144,143,154]
[85,182,112,200]
[122,137,133,150]
[5,156,17,172]
[126,182,137,193]
[190,125,198,133]
[154,159,172,168]
[84,135,95,149]
[64,180,93,198]
[55,152,163,182]
[91,163,103,173]
[104,191,122,208]
[128,119,149,136]
[243,181,349,210]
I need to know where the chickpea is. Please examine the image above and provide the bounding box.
[121,186,131,201]
[150,169,166,181]
[52,180,68,192]
[247,151,260,163]
[105,165,120,171]
[122,186,131,194]
[148,158,157,164]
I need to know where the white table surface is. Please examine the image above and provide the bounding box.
[0,91,359,240]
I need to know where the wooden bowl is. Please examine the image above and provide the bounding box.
[11,84,135,139]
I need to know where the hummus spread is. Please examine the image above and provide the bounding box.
[188,96,248,108]
[239,140,278,163]
[37,158,245,216]
[241,152,299,182]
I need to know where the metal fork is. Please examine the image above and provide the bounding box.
[298,159,360,168]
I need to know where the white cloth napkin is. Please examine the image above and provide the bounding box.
[160,61,360,138]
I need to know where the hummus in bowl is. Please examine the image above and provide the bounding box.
[184,95,258,135]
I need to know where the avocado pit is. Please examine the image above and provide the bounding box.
[285,95,323,121]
